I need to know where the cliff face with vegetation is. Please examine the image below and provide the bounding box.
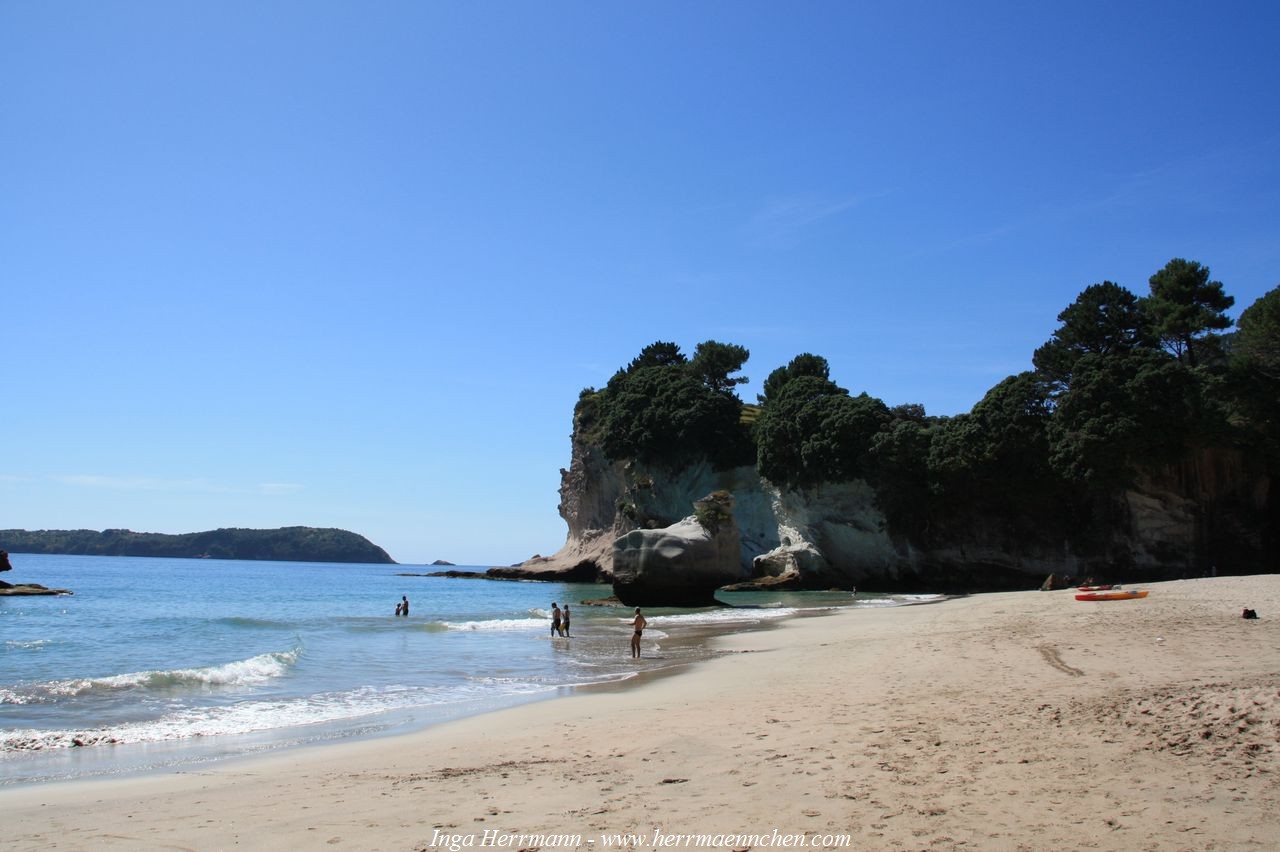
[520,261,1279,592]
[0,527,395,564]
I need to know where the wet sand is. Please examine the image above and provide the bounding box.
[2,575,1277,850]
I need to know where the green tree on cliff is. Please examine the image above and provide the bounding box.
[689,340,750,394]
[1143,258,1234,366]
[1225,286,1280,465]
[927,372,1066,518]
[1234,285,1280,379]
[758,353,830,404]
[755,367,891,488]
[622,340,687,373]
[1033,281,1152,389]
[1046,350,1203,487]
[592,340,752,470]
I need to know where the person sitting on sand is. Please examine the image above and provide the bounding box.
[630,607,646,658]
[551,602,562,637]
[561,604,571,637]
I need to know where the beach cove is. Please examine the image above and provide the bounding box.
[2,555,888,784]
[2,574,1277,850]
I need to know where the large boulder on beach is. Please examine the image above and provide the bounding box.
[612,492,745,607]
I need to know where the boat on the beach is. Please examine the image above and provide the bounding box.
[1075,590,1148,601]
[1076,584,1114,591]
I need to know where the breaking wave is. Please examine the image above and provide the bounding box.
[1,677,557,753]
[0,647,301,705]
[432,617,546,632]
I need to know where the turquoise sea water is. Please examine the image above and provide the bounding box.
[1,553,936,786]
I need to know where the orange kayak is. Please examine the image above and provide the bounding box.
[1075,590,1148,601]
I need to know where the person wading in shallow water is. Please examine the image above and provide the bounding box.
[630,607,647,658]
[560,604,571,637]
[550,602,562,637]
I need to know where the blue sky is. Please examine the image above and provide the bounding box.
[3,2,1277,565]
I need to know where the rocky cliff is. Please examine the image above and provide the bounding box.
[515,426,1274,593]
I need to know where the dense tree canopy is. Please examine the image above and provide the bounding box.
[1235,285,1280,379]
[1032,282,1151,389]
[689,340,750,394]
[1226,286,1280,466]
[1144,258,1234,366]
[1047,350,1201,487]
[582,258,1272,547]
[758,353,830,404]
[756,373,890,488]
[623,341,686,373]
[583,340,753,471]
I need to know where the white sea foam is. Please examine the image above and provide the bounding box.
[440,617,546,632]
[0,678,559,753]
[2,647,301,704]
[852,594,947,608]
[646,607,805,626]
[4,639,53,650]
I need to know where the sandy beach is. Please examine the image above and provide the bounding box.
[3,575,1277,851]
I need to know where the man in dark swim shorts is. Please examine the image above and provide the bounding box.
[630,607,646,658]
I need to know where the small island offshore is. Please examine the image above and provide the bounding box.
[0,526,394,564]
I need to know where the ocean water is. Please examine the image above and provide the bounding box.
[1,554,938,786]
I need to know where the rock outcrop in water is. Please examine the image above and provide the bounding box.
[0,580,73,596]
[612,492,745,607]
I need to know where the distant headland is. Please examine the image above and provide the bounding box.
[0,527,395,564]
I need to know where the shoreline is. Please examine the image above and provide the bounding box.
[1,590,868,789]
[3,575,1277,849]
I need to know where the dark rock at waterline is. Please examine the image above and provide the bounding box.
[485,560,601,583]
[719,574,809,592]
[0,581,73,596]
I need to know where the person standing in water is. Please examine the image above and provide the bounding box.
[400,596,409,617]
[630,607,646,658]
[550,602,562,637]
[561,604,571,637]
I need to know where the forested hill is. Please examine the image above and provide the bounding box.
[0,527,395,564]
[543,259,1278,588]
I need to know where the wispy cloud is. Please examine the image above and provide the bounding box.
[258,482,303,495]
[745,191,891,248]
[922,137,1280,259]
[53,474,234,493]
[50,475,300,496]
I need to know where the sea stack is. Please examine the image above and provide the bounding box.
[611,491,745,607]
